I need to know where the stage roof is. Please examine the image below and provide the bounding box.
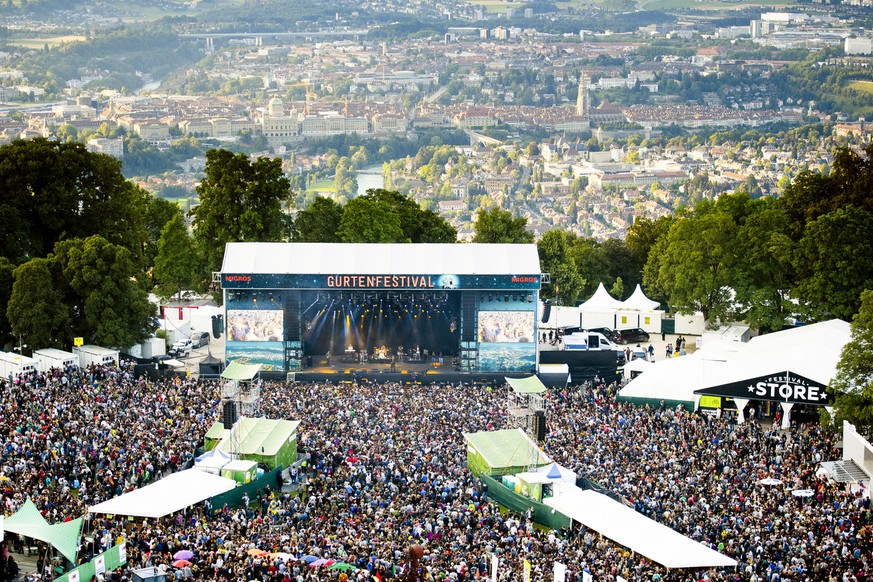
[4,499,83,563]
[221,361,262,381]
[544,489,738,569]
[222,243,541,275]
[463,428,551,469]
[88,470,237,518]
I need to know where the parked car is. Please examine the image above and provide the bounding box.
[191,332,210,348]
[169,338,193,358]
[615,328,651,344]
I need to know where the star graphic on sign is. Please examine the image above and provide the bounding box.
[748,385,756,393]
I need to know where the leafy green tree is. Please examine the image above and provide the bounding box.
[828,289,873,436]
[154,213,201,301]
[6,258,69,351]
[293,196,344,242]
[143,196,183,276]
[793,206,873,321]
[472,207,534,244]
[569,238,610,300]
[0,138,149,265]
[626,215,673,283]
[644,201,739,323]
[337,198,405,243]
[600,238,639,300]
[0,257,14,346]
[191,149,293,276]
[361,189,456,243]
[537,230,583,306]
[55,236,155,348]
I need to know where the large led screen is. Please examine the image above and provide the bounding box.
[227,310,284,342]
[477,310,536,343]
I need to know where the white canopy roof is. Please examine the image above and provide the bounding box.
[621,284,660,311]
[544,488,737,569]
[619,320,851,407]
[579,283,623,311]
[222,243,541,275]
[88,470,237,518]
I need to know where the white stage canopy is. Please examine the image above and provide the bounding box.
[88,469,237,518]
[544,489,737,569]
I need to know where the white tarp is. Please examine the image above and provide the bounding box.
[88,470,237,518]
[544,489,737,569]
[194,447,233,475]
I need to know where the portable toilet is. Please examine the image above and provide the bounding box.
[0,351,40,379]
[33,348,80,371]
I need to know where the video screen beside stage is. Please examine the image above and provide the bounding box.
[227,309,284,342]
[225,341,285,371]
[477,311,535,343]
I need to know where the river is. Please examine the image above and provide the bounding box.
[356,165,384,197]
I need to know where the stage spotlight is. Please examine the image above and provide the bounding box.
[505,295,509,303]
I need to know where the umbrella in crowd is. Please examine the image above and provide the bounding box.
[172,560,191,568]
[173,550,194,561]
[328,562,358,572]
[792,488,815,497]
[756,478,783,486]
[300,555,319,563]
[247,548,267,557]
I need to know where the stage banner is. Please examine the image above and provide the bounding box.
[491,554,498,582]
[222,273,542,291]
[553,562,566,582]
[523,559,531,582]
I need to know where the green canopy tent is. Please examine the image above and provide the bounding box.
[463,428,551,477]
[4,499,84,564]
[505,375,548,394]
[221,361,262,381]
[214,417,301,470]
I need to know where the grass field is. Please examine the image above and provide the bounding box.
[6,35,87,49]
[307,179,337,193]
[848,80,873,94]
[463,0,523,13]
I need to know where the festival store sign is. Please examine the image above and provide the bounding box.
[221,273,542,290]
[695,372,829,406]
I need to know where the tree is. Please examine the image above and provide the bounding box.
[0,138,149,265]
[293,196,344,242]
[143,196,183,276]
[361,189,456,243]
[154,213,201,301]
[190,149,293,276]
[793,206,873,321]
[337,198,405,243]
[569,238,610,300]
[472,207,534,244]
[0,257,14,346]
[537,230,583,306]
[54,236,155,348]
[6,258,69,351]
[644,201,739,323]
[828,289,873,436]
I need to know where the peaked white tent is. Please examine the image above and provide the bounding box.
[621,284,660,311]
[579,283,623,329]
[194,446,233,475]
[544,488,737,569]
[89,469,237,518]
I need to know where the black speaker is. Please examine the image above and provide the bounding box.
[222,401,238,429]
[533,410,546,442]
[212,315,224,338]
[541,300,551,324]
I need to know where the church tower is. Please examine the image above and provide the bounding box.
[576,71,590,119]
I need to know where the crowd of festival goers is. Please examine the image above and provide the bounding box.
[0,362,870,582]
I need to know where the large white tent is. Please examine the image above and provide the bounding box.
[578,283,663,333]
[544,488,737,569]
[88,469,237,518]
[618,320,851,423]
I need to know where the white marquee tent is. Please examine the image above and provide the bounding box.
[544,488,737,569]
[89,469,237,518]
[578,283,664,333]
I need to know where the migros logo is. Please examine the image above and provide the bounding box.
[224,275,252,282]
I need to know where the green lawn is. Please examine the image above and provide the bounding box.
[642,0,793,9]
[848,80,873,95]
[307,179,336,193]
[462,0,523,13]
[7,35,87,49]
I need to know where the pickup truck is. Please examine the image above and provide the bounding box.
[169,338,193,358]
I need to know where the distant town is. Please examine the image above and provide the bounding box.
[0,0,871,238]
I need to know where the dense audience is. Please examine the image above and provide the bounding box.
[1,365,871,582]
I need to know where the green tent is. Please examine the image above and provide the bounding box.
[4,499,83,563]
[221,361,262,381]
[506,375,548,394]
[463,428,551,477]
[215,417,300,470]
